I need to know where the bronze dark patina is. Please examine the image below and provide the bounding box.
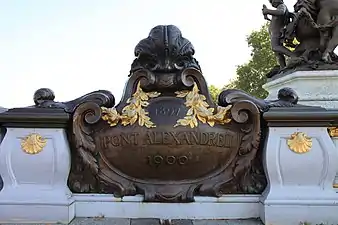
[68,25,266,202]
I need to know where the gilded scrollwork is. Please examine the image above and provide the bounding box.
[21,133,47,155]
[175,82,232,128]
[101,82,161,128]
[287,132,312,154]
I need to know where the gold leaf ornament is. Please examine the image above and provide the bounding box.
[101,82,160,128]
[287,132,312,154]
[101,107,120,126]
[175,82,232,128]
[21,133,47,155]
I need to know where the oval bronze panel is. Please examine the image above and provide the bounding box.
[96,98,242,182]
[97,125,241,182]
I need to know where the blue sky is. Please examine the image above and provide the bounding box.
[0,0,295,108]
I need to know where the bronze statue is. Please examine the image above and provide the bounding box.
[317,0,338,62]
[262,0,295,68]
[264,0,338,78]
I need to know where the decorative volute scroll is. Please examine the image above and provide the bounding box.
[69,25,267,202]
[218,86,302,112]
[33,88,115,114]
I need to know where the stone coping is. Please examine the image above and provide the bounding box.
[0,107,70,128]
[264,107,338,127]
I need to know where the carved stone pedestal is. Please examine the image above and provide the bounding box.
[0,109,74,224]
[263,70,338,109]
[261,108,338,225]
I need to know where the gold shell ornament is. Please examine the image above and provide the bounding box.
[328,127,338,137]
[21,133,47,154]
[287,132,312,154]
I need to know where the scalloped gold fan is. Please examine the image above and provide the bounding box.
[287,132,312,154]
[21,133,47,154]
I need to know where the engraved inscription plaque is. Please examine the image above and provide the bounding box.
[70,25,265,202]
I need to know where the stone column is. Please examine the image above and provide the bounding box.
[0,108,74,224]
[260,108,338,225]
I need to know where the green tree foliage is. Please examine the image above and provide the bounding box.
[208,85,222,103]
[227,23,277,99]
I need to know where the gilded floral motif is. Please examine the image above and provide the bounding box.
[101,82,160,128]
[174,82,232,128]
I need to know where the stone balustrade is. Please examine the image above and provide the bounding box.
[0,105,337,224]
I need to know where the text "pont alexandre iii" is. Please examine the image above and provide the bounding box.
[99,131,241,149]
